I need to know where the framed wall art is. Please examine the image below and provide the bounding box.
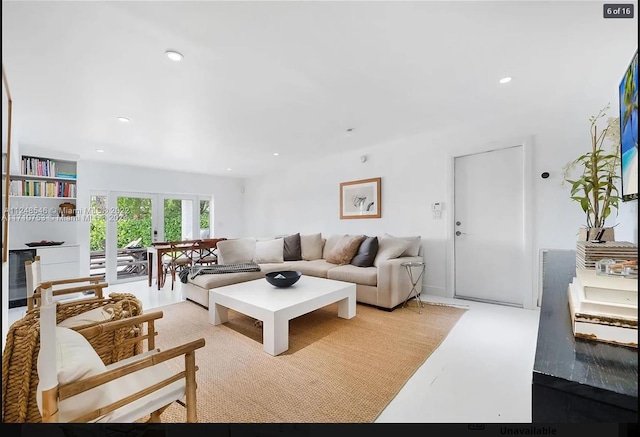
[340,177,381,219]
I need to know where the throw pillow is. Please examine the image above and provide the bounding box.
[217,238,257,264]
[384,233,422,257]
[322,234,344,259]
[37,327,115,422]
[373,237,411,267]
[300,233,324,260]
[282,233,302,261]
[253,238,285,264]
[325,235,366,265]
[350,236,379,267]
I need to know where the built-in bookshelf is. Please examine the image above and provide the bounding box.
[8,155,77,199]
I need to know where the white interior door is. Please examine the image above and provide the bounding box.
[454,145,525,306]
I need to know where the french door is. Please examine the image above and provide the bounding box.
[98,191,203,284]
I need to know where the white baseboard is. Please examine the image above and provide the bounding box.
[423,284,449,297]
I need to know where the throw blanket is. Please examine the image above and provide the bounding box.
[180,263,262,283]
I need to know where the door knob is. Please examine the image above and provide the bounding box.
[456,221,462,226]
[455,231,462,236]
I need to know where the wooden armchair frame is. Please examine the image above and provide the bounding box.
[2,292,144,423]
[38,283,206,423]
[26,255,107,310]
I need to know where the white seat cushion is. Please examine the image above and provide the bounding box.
[97,354,186,423]
[38,328,185,423]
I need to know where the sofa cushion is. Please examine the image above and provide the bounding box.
[325,235,365,265]
[285,259,337,278]
[253,238,284,264]
[258,262,299,274]
[300,233,324,261]
[373,237,411,267]
[350,236,379,267]
[322,234,344,259]
[188,270,264,289]
[282,233,302,261]
[327,265,377,286]
[217,238,257,264]
[384,233,421,257]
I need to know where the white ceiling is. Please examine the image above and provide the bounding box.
[2,1,638,177]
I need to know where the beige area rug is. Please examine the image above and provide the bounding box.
[147,300,467,423]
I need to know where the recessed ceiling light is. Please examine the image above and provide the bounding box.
[117,117,130,122]
[226,168,232,171]
[165,50,184,62]
[96,149,104,153]
[499,77,512,84]
[273,153,279,156]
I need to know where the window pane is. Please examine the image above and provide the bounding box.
[164,198,193,241]
[200,199,210,238]
[89,195,107,277]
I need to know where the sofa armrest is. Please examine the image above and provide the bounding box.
[377,256,424,309]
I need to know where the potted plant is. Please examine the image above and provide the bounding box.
[563,104,621,241]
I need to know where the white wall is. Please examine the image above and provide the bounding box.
[243,101,639,303]
[76,160,245,275]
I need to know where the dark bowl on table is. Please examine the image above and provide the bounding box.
[265,271,302,288]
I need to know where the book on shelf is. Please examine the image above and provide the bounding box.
[567,281,637,348]
[55,172,77,180]
[9,180,76,197]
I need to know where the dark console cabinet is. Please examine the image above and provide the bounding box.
[532,250,638,422]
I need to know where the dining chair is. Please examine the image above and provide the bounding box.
[193,238,226,266]
[160,240,199,290]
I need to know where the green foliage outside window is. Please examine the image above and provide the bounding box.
[89,196,211,251]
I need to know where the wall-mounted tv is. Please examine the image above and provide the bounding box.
[619,50,638,202]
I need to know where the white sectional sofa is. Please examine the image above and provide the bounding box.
[182,233,424,311]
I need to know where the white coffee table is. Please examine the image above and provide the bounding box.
[208,275,356,355]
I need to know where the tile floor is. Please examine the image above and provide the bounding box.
[7,278,541,423]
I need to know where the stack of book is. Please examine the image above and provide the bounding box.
[575,241,638,269]
[567,268,638,348]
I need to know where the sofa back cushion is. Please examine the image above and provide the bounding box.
[373,237,411,267]
[282,233,302,261]
[384,233,422,257]
[350,236,379,267]
[253,238,284,264]
[300,233,324,261]
[217,238,257,264]
[322,234,344,259]
[325,235,366,265]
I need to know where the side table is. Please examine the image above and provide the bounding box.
[401,261,425,313]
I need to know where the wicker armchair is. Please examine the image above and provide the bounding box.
[1,292,144,423]
[37,284,205,423]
